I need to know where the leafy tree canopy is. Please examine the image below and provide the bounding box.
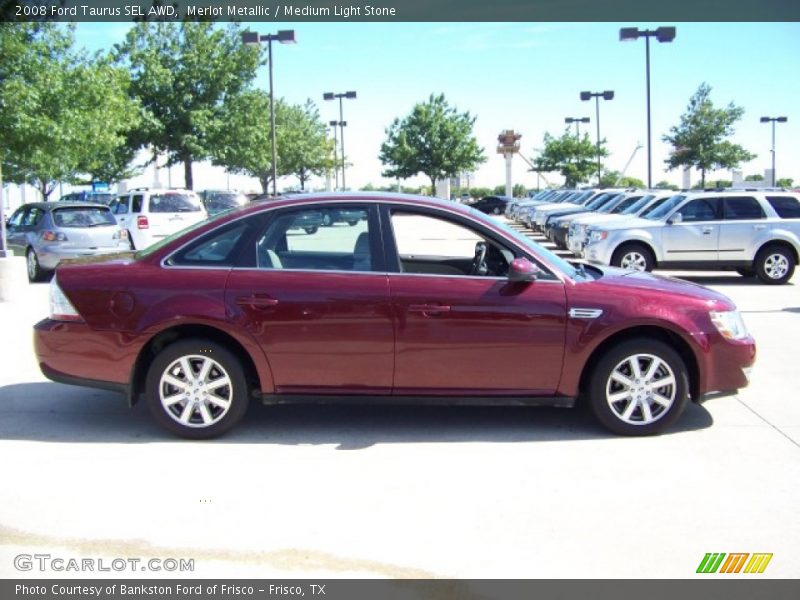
[533,130,608,188]
[379,93,486,195]
[663,83,755,188]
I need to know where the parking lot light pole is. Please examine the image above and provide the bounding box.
[620,26,676,189]
[324,91,357,190]
[759,116,788,187]
[242,29,296,197]
[329,121,340,190]
[580,91,614,184]
[564,117,590,138]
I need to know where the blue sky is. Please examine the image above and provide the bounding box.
[76,21,800,192]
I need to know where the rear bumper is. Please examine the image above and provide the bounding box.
[38,245,129,270]
[34,318,139,393]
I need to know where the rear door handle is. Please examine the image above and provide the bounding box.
[409,303,451,315]
[236,295,280,309]
[702,227,714,234]
[754,224,766,230]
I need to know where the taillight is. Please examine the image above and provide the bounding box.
[137,215,149,229]
[49,275,83,322]
[42,231,67,242]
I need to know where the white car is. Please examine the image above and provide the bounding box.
[109,188,208,250]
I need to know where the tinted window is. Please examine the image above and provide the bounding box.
[767,196,800,219]
[679,198,720,222]
[52,207,116,228]
[644,194,686,220]
[723,197,765,220]
[203,192,248,214]
[8,208,25,227]
[149,193,202,213]
[132,195,143,213]
[168,221,251,267]
[256,207,374,272]
[22,207,44,227]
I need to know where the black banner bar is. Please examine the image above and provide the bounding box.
[4,580,800,600]
[2,0,800,22]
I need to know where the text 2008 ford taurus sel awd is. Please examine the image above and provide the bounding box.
[34,193,756,438]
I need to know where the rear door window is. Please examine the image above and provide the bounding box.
[722,196,765,220]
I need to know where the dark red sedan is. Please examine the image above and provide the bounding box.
[34,193,756,438]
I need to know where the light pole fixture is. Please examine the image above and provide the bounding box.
[241,29,296,196]
[323,91,357,190]
[620,26,676,189]
[329,121,340,190]
[580,91,614,184]
[564,116,590,138]
[760,116,788,187]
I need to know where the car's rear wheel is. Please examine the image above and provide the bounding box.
[493,207,501,215]
[26,248,46,283]
[145,339,249,439]
[611,243,654,272]
[304,226,318,234]
[587,339,689,436]
[755,245,795,285]
[347,220,358,226]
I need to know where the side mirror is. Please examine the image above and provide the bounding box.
[667,212,683,225]
[508,257,540,282]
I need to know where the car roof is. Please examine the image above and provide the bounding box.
[247,191,477,213]
[19,202,110,211]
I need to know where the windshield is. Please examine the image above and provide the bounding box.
[643,194,686,220]
[605,195,641,214]
[204,192,249,213]
[52,206,116,227]
[640,196,670,217]
[620,194,654,215]
[477,208,583,280]
[596,194,627,214]
[584,193,611,210]
[149,193,203,213]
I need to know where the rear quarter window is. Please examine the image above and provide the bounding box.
[766,196,800,219]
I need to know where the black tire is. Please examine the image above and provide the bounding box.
[586,338,689,436]
[26,248,47,283]
[754,245,795,285]
[347,220,358,226]
[321,212,333,227]
[611,243,655,272]
[304,226,318,235]
[145,338,250,439]
[492,207,501,215]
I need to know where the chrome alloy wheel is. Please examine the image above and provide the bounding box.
[26,250,38,279]
[159,355,233,428]
[619,251,648,272]
[763,253,789,280]
[605,353,676,426]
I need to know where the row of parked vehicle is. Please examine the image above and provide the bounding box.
[505,188,800,284]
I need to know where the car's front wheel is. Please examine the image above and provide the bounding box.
[611,243,654,272]
[304,226,318,234]
[145,339,250,439]
[754,245,795,285]
[587,339,689,436]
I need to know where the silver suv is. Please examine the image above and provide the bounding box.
[583,191,800,284]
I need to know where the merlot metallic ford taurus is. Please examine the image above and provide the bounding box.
[34,193,756,438]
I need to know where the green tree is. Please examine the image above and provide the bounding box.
[776,178,794,189]
[280,100,335,191]
[534,131,608,188]
[379,93,486,195]
[1,23,140,199]
[654,180,680,191]
[600,170,645,188]
[512,183,527,197]
[745,174,764,181]
[663,83,755,188]
[469,187,493,199]
[115,22,260,190]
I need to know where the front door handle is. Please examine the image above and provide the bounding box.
[754,224,766,230]
[702,226,714,234]
[409,303,451,315]
[236,295,280,309]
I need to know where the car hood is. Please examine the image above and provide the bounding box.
[589,216,659,231]
[589,265,736,310]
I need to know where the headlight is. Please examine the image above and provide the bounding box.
[710,310,749,340]
[587,230,608,243]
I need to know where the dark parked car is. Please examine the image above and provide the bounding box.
[472,195,513,215]
[199,190,250,216]
[35,193,755,438]
[58,190,115,205]
[319,207,364,227]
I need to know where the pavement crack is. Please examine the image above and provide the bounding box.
[735,397,800,450]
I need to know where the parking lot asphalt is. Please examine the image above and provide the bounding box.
[0,226,798,579]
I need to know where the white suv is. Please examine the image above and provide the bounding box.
[109,188,208,250]
[583,191,800,284]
